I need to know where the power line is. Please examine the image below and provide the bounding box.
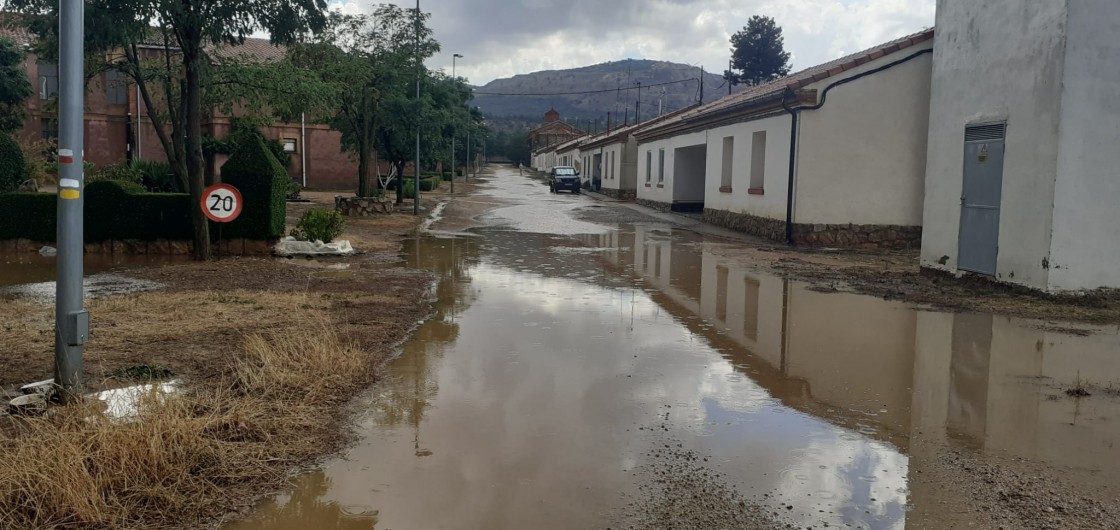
[473,78,698,97]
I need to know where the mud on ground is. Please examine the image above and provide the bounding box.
[0,193,438,529]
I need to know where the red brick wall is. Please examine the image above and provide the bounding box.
[15,51,362,191]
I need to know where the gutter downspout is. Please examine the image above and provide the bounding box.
[300,112,307,188]
[781,89,799,245]
[778,47,934,246]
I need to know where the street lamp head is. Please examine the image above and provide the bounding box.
[453,53,464,58]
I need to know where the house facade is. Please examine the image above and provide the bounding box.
[634,30,934,248]
[8,33,360,191]
[920,0,1120,292]
[528,109,585,153]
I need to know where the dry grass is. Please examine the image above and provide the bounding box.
[0,317,378,530]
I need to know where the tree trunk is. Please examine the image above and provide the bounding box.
[184,48,210,260]
[357,143,370,197]
[395,161,405,204]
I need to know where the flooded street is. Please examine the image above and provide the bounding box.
[231,168,1120,530]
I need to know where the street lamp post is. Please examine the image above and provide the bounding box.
[55,0,87,401]
[413,0,421,216]
[451,53,462,194]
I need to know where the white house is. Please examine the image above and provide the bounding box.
[634,29,934,248]
[579,108,697,200]
[554,137,584,174]
[920,1,1120,292]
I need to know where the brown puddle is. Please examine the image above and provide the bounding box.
[228,216,1120,529]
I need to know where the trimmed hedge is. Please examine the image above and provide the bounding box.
[0,192,55,241]
[0,133,27,192]
[220,134,288,240]
[0,181,193,242]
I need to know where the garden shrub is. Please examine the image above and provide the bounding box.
[0,183,192,242]
[220,134,288,240]
[294,209,344,243]
[0,133,27,192]
[0,193,54,240]
[133,160,181,193]
[88,163,144,187]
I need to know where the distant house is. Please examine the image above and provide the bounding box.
[528,109,585,170]
[634,29,934,248]
[3,28,360,190]
[920,1,1120,292]
[555,137,584,173]
[580,107,697,200]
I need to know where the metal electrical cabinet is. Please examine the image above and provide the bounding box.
[957,123,1007,276]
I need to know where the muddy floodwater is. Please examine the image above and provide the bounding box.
[231,170,1120,530]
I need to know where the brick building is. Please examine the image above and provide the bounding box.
[7,30,361,191]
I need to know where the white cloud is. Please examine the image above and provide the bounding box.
[326,0,935,84]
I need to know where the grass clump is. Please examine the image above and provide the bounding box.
[0,317,372,530]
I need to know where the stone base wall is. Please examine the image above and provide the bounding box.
[335,195,394,216]
[637,198,672,213]
[703,209,922,249]
[703,209,787,241]
[599,188,636,201]
[0,238,274,256]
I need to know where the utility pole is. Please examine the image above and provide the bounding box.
[635,81,642,123]
[56,0,87,400]
[729,60,733,95]
[413,0,421,216]
[451,53,462,194]
[700,66,705,105]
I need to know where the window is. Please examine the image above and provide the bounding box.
[105,70,127,105]
[749,131,767,192]
[609,151,614,179]
[38,62,58,100]
[720,136,734,191]
[282,138,297,153]
[657,148,665,184]
[646,150,652,183]
[744,277,760,341]
[40,118,58,141]
[716,266,729,322]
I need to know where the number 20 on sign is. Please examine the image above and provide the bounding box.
[201,184,243,223]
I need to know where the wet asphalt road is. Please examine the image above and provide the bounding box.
[229,167,1120,530]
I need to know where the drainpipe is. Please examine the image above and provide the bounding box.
[778,47,933,246]
[300,112,307,187]
[781,90,799,245]
[135,84,142,160]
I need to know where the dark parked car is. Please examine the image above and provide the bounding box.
[548,166,581,194]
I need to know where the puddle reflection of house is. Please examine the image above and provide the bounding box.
[586,227,1120,491]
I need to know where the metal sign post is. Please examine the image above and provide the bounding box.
[201,183,243,259]
[54,0,87,401]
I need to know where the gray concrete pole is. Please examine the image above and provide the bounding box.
[55,0,88,400]
[451,54,459,194]
[413,0,421,216]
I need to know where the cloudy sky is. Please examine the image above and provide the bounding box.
[330,0,935,85]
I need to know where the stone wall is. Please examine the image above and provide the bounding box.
[0,238,273,256]
[600,188,637,201]
[637,198,672,213]
[703,209,922,249]
[335,195,394,216]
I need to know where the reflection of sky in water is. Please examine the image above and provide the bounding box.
[467,257,911,529]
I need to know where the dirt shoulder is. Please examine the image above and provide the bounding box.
[0,191,437,529]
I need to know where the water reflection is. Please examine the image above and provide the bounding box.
[232,471,378,530]
[233,225,1120,530]
[581,227,1120,496]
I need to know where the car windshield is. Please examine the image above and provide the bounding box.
[554,168,576,176]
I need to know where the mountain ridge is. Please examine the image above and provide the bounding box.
[473,59,740,130]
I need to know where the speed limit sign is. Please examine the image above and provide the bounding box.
[201,184,243,223]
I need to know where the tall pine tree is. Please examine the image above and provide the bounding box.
[724,15,792,87]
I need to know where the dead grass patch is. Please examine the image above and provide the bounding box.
[0,316,388,530]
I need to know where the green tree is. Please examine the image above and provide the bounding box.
[9,0,328,260]
[292,6,439,199]
[0,38,32,134]
[723,15,792,87]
